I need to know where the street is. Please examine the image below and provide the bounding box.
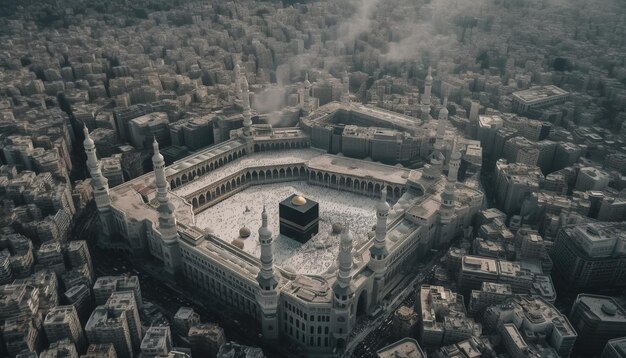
[346,252,443,357]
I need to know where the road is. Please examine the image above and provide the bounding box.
[345,252,443,358]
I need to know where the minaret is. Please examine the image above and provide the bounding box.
[241,76,252,137]
[83,125,114,237]
[440,137,460,221]
[370,187,389,260]
[255,206,279,340]
[422,66,432,106]
[435,96,448,153]
[152,139,178,241]
[152,139,181,273]
[257,206,278,290]
[234,63,242,100]
[341,71,350,103]
[438,97,448,131]
[335,226,354,290]
[303,72,311,109]
[369,187,389,307]
[332,226,355,350]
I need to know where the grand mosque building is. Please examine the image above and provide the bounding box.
[85,69,484,356]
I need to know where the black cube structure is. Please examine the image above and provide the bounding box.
[279,194,319,243]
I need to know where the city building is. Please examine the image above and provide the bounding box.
[85,307,134,358]
[173,307,200,336]
[127,112,170,150]
[100,156,125,188]
[602,337,626,358]
[458,255,555,302]
[105,292,143,354]
[376,338,425,358]
[468,282,513,316]
[64,284,93,323]
[483,295,577,356]
[188,323,226,358]
[83,343,118,358]
[40,339,79,358]
[569,294,626,356]
[140,326,173,358]
[511,86,569,113]
[551,222,626,290]
[575,167,610,191]
[417,285,481,347]
[93,276,142,308]
[43,305,87,353]
[392,305,418,340]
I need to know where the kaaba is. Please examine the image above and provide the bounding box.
[279,194,319,243]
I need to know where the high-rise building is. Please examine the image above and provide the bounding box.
[40,339,79,358]
[467,282,513,316]
[140,326,173,358]
[93,276,142,308]
[65,284,93,323]
[575,167,610,191]
[484,295,576,357]
[477,115,503,160]
[127,112,170,150]
[35,242,65,276]
[392,306,418,340]
[83,343,118,358]
[569,294,626,356]
[100,156,125,188]
[511,86,569,113]
[105,292,143,354]
[551,222,626,290]
[188,324,226,358]
[376,338,425,358]
[85,307,134,358]
[43,305,87,353]
[173,307,200,336]
[417,285,480,347]
[3,317,42,357]
[602,337,626,358]
[64,241,93,274]
[458,255,555,303]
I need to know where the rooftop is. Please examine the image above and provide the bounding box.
[512,85,568,104]
[377,338,425,358]
[575,294,626,323]
[173,148,322,197]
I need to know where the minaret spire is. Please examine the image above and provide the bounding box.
[441,136,460,216]
[257,205,277,290]
[152,138,178,242]
[255,204,280,340]
[422,66,432,106]
[370,187,389,260]
[336,225,354,289]
[436,96,448,143]
[83,124,113,237]
[234,62,242,99]
[241,75,252,137]
[341,71,350,103]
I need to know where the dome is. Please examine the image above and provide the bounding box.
[239,227,251,238]
[331,223,343,234]
[602,303,617,316]
[291,195,307,206]
[231,238,245,250]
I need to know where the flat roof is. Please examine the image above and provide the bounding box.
[307,154,410,186]
[377,338,425,358]
[512,85,568,104]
